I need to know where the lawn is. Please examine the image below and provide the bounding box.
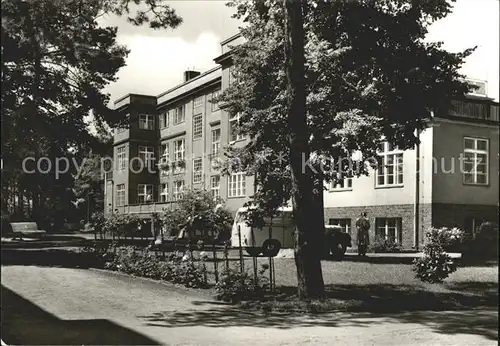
[3,243,497,314]
[210,257,498,313]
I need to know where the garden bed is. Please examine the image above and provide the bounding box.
[234,259,498,313]
[78,243,497,313]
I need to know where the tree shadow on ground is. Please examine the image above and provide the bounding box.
[1,285,160,345]
[137,282,498,341]
[334,254,424,265]
[1,248,93,268]
[0,247,243,268]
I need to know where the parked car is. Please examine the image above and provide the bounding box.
[230,207,296,257]
[325,225,352,259]
[231,207,352,258]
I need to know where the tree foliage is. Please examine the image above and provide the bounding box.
[1,0,182,223]
[218,0,474,215]
[160,189,234,242]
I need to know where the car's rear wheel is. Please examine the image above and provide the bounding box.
[245,247,262,257]
[331,243,346,259]
[261,239,281,257]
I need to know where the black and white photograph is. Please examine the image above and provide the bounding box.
[1,0,498,345]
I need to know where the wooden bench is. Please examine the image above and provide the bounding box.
[10,222,46,240]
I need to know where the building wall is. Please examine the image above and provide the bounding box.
[432,119,499,206]
[323,142,430,208]
[324,204,420,250]
[322,126,437,250]
[432,203,499,235]
[106,66,254,218]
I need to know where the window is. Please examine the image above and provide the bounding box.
[211,89,221,111]
[329,177,353,191]
[192,158,203,183]
[229,114,244,142]
[159,183,168,202]
[159,143,169,164]
[173,180,185,200]
[173,139,185,162]
[376,142,403,187]
[116,184,125,206]
[192,114,203,139]
[173,139,185,173]
[211,175,220,200]
[211,128,221,156]
[139,114,154,130]
[159,111,169,129]
[375,218,402,244]
[228,172,246,197]
[137,184,153,204]
[193,96,203,110]
[329,218,351,235]
[117,146,127,171]
[172,106,185,125]
[138,146,155,170]
[463,137,489,185]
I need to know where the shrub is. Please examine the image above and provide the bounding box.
[412,227,459,283]
[215,264,269,303]
[370,237,402,253]
[79,242,115,267]
[171,257,208,288]
[160,189,233,243]
[434,227,464,253]
[90,244,207,289]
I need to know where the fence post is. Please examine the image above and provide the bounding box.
[268,219,273,292]
[251,226,258,285]
[224,241,229,270]
[238,225,244,273]
[213,239,219,283]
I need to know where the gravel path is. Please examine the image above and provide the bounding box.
[2,265,497,345]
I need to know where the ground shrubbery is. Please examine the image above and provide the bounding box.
[412,227,460,283]
[370,237,402,253]
[80,244,208,288]
[462,222,499,262]
[215,264,269,303]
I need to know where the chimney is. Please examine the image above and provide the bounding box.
[184,70,201,82]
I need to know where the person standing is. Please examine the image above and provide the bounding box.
[356,212,370,256]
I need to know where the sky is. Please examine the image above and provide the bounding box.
[101,0,499,103]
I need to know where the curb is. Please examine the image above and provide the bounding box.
[88,267,215,299]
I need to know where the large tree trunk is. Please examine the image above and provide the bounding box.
[313,177,327,257]
[283,0,325,299]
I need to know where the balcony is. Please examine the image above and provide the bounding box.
[449,100,499,122]
[113,202,177,216]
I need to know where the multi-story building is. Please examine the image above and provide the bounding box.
[324,82,499,250]
[105,34,252,220]
[105,33,499,250]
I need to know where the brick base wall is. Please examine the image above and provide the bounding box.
[325,203,499,251]
[432,203,499,234]
[324,204,419,251]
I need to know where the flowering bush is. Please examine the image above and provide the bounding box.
[79,241,115,267]
[215,264,269,303]
[432,227,464,252]
[412,227,459,283]
[94,245,208,288]
[370,237,402,253]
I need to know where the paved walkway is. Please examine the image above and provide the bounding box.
[1,265,496,345]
